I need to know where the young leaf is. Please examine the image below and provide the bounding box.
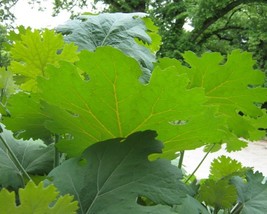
[197,179,238,209]
[231,170,267,214]
[209,156,250,181]
[38,47,223,157]
[0,68,17,98]
[0,181,78,214]
[136,17,162,53]
[56,13,156,81]
[0,126,54,189]
[10,28,78,91]
[46,130,190,214]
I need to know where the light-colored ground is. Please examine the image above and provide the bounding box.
[183,140,267,179]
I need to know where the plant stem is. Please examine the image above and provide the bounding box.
[178,150,184,169]
[0,134,32,182]
[185,144,216,183]
[231,202,243,214]
[54,134,60,168]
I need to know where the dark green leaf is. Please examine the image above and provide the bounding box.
[0,126,54,189]
[47,130,190,214]
[231,170,267,214]
[56,13,156,81]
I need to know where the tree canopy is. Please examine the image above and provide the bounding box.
[0,25,9,67]
[1,0,267,75]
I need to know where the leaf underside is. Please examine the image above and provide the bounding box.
[47,130,190,214]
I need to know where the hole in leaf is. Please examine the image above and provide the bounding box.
[65,109,79,117]
[136,196,157,206]
[169,120,188,126]
[78,158,87,166]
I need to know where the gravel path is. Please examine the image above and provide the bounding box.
[183,140,267,178]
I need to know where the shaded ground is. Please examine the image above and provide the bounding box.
[183,140,267,178]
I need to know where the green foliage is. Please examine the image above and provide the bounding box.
[38,47,212,158]
[46,130,190,214]
[158,51,267,151]
[10,28,78,91]
[56,13,157,81]
[209,156,249,180]
[1,13,267,214]
[0,126,54,189]
[231,170,267,214]
[136,17,162,53]
[0,68,16,116]
[0,25,10,67]
[197,156,252,211]
[5,43,267,159]
[173,195,209,214]
[4,93,51,140]
[198,179,238,209]
[0,181,78,213]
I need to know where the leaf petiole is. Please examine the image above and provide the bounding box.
[0,133,32,183]
[185,144,216,183]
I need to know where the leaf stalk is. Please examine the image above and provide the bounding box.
[185,144,216,183]
[0,133,32,183]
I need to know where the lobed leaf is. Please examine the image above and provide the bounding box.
[3,93,50,140]
[10,28,78,91]
[197,179,238,209]
[46,130,190,214]
[0,181,78,213]
[56,13,156,81]
[158,50,267,151]
[0,126,54,189]
[209,155,250,181]
[38,47,223,158]
[231,170,267,214]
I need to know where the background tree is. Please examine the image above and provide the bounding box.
[0,25,9,67]
[49,0,267,75]
[1,0,267,75]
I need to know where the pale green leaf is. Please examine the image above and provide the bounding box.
[0,68,17,98]
[0,181,78,214]
[10,28,79,91]
[197,179,238,209]
[135,17,162,53]
[46,130,190,214]
[209,156,250,181]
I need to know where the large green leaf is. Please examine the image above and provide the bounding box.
[231,170,267,214]
[0,181,78,213]
[3,93,51,140]
[158,50,267,151]
[38,47,224,157]
[0,126,54,189]
[56,13,156,81]
[10,28,79,91]
[47,130,191,214]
